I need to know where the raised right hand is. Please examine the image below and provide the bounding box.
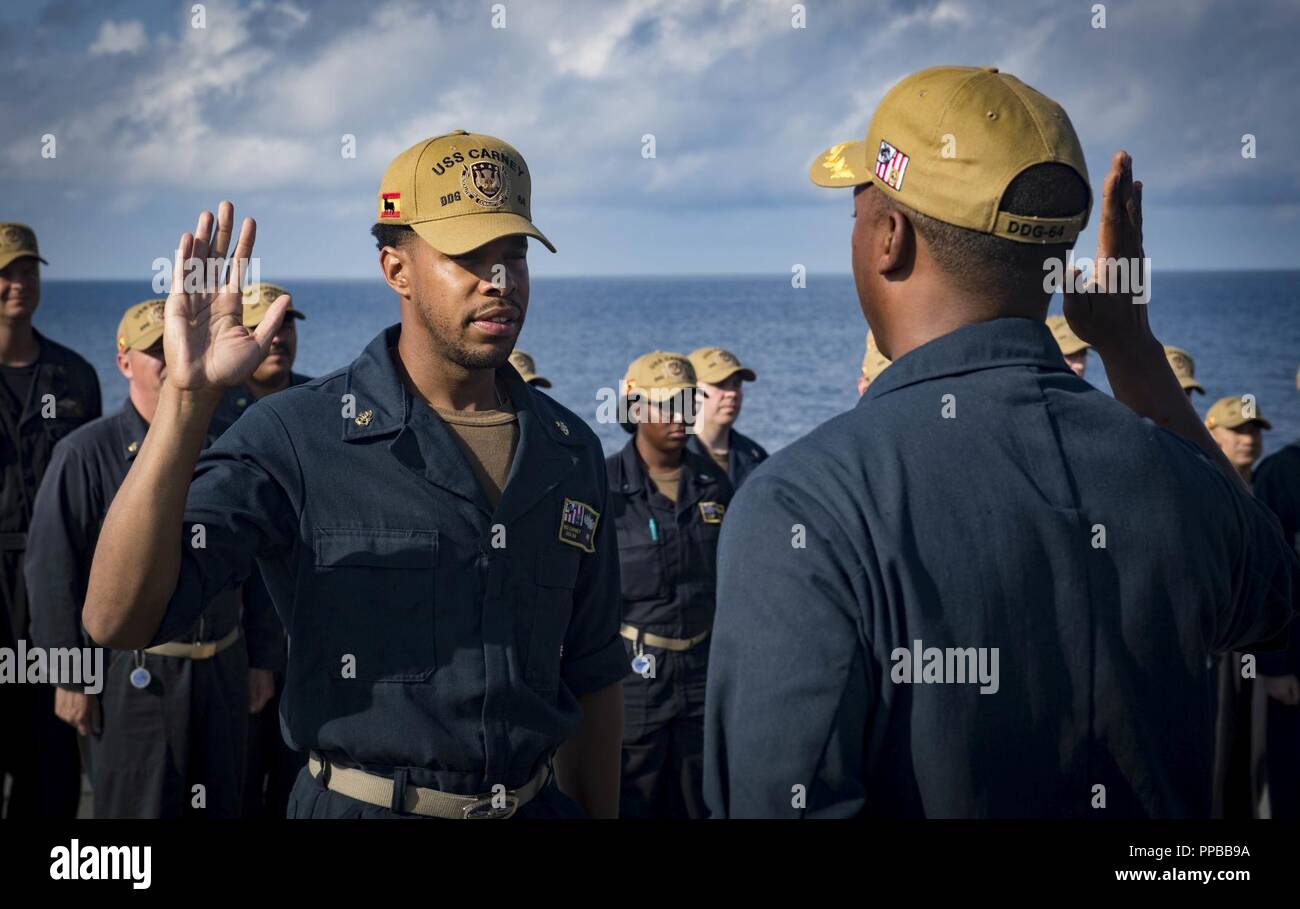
[1062,150,1148,357]
[164,201,290,393]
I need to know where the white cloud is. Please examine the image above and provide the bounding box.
[6,0,1297,217]
[88,20,148,56]
[545,0,787,79]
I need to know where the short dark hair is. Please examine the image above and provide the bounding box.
[370,223,417,251]
[883,163,1090,305]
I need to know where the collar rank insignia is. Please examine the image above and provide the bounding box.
[354,409,374,426]
[699,501,726,524]
[555,419,569,436]
[559,497,600,553]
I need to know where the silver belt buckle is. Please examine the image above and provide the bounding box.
[462,793,519,819]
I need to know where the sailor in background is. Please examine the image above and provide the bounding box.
[610,351,733,818]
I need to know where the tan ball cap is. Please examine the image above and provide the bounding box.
[509,349,551,388]
[117,299,167,352]
[1164,345,1204,395]
[622,351,696,404]
[0,223,48,271]
[688,347,756,384]
[1206,396,1271,431]
[242,283,305,329]
[809,66,1091,245]
[1046,315,1089,356]
[861,332,892,383]
[376,131,554,256]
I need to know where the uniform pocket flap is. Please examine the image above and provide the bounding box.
[314,528,439,569]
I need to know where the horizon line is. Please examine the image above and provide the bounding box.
[41,267,1300,283]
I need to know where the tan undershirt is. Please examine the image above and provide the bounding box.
[432,395,519,509]
[648,467,682,503]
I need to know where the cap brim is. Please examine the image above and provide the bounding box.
[1059,341,1090,355]
[809,140,873,188]
[1178,376,1205,394]
[1218,416,1272,430]
[244,308,305,329]
[700,367,757,384]
[411,212,556,256]
[122,325,164,352]
[0,251,49,270]
[527,376,552,388]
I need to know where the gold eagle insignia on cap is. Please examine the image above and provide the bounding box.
[821,144,855,180]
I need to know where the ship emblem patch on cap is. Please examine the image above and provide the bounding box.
[463,161,508,209]
[876,140,910,192]
[379,193,401,219]
[559,498,600,553]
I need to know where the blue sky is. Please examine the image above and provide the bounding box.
[1,0,1297,279]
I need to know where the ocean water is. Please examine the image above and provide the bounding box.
[31,272,1300,458]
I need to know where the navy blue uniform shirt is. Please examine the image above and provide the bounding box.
[209,372,311,439]
[26,401,258,655]
[1253,443,1300,677]
[608,439,733,638]
[688,428,767,490]
[704,318,1297,818]
[152,325,628,794]
[1,331,101,648]
[212,371,314,673]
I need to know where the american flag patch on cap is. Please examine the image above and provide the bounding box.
[876,140,910,191]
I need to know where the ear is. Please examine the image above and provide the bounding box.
[379,243,412,298]
[877,206,915,277]
[115,350,131,381]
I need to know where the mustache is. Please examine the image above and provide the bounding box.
[468,299,523,321]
